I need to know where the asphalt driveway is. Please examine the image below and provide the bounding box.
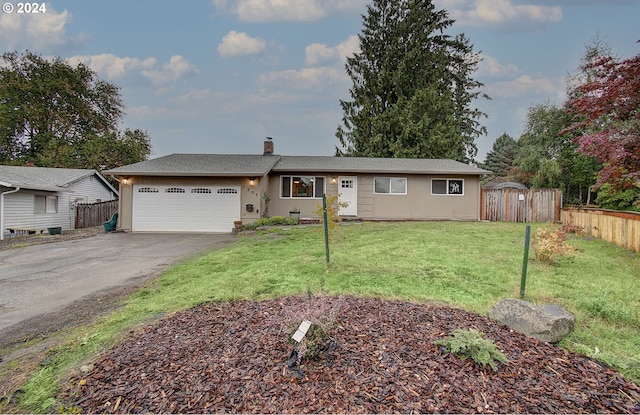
[0,232,236,338]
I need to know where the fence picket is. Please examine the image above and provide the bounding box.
[481,188,560,222]
[562,207,640,253]
[75,200,118,229]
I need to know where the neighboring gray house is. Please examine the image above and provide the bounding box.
[104,140,490,233]
[0,165,118,239]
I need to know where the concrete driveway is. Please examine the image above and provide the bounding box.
[0,232,236,335]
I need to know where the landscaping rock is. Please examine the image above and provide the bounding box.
[488,298,575,343]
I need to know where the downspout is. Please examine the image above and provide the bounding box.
[1,186,21,241]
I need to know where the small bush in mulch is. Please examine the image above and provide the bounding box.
[434,328,508,372]
[59,295,640,414]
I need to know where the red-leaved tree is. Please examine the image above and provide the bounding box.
[563,51,640,203]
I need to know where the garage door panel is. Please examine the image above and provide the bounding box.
[133,185,240,232]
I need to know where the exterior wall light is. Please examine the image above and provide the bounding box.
[249,177,256,186]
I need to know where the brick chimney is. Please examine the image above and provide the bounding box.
[263,137,274,155]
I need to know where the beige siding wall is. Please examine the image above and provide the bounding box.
[115,173,481,230]
[266,173,481,220]
[366,174,481,220]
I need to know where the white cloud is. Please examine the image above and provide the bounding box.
[477,53,520,78]
[486,75,565,100]
[0,7,87,50]
[258,66,347,91]
[67,54,157,78]
[69,54,200,90]
[305,35,359,66]
[142,55,200,86]
[212,0,367,22]
[218,30,267,58]
[436,0,562,29]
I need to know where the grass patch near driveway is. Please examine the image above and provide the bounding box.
[7,221,640,412]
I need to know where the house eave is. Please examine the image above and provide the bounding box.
[104,171,270,177]
[271,167,489,175]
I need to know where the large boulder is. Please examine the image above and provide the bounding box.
[488,299,575,343]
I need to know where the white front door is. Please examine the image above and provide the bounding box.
[338,176,357,216]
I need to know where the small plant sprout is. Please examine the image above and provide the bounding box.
[434,329,509,372]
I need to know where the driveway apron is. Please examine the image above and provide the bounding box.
[0,233,235,333]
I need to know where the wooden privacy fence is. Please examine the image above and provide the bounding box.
[481,188,562,223]
[75,199,118,229]
[562,207,640,253]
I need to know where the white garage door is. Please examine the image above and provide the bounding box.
[132,185,240,232]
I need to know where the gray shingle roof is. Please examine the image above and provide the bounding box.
[102,154,489,176]
[274,156,490,175]
[103,154,281,176]
[0,165,114,192]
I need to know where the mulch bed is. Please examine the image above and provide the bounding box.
[61,295,640,414]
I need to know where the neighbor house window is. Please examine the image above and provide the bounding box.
[431,179,464,195]
[374,177,407,195]
[34,195,58,214]
[280,176,325,198]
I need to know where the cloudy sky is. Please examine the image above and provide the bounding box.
[1,0,638,162]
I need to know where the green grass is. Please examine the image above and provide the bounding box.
[4,221,639,413]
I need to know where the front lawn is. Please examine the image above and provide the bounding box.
[9,221,640,412]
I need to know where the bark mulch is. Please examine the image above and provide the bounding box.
[60,295,640,414]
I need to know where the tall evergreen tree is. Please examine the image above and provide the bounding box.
[481,133,519,178]
[335,0,488,162]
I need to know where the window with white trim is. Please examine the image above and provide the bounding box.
[431,179,464,195]
[34,195,58,214]
[374,177,407,195]
[280,176,325,198]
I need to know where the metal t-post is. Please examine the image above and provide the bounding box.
[322,194,330,264]
[520,225,531,299]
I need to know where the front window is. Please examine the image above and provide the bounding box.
[281,176,325,198]
[432,179,464,195]
[374,177,407,195]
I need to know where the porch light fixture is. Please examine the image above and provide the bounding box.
[121,177,130,185]
[249,177,256,186]
[331,176,337,184]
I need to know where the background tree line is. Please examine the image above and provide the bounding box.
[480,39,640,211]
[0,51,151,172]
[336,1,637,211]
